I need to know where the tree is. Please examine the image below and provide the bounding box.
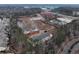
[53,27,66,46]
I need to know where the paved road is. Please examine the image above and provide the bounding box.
[61,38,79,54]
[71,43,79,53]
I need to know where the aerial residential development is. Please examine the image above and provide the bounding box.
[0,4,79,54]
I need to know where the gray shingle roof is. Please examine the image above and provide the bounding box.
[32,33,50,40]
